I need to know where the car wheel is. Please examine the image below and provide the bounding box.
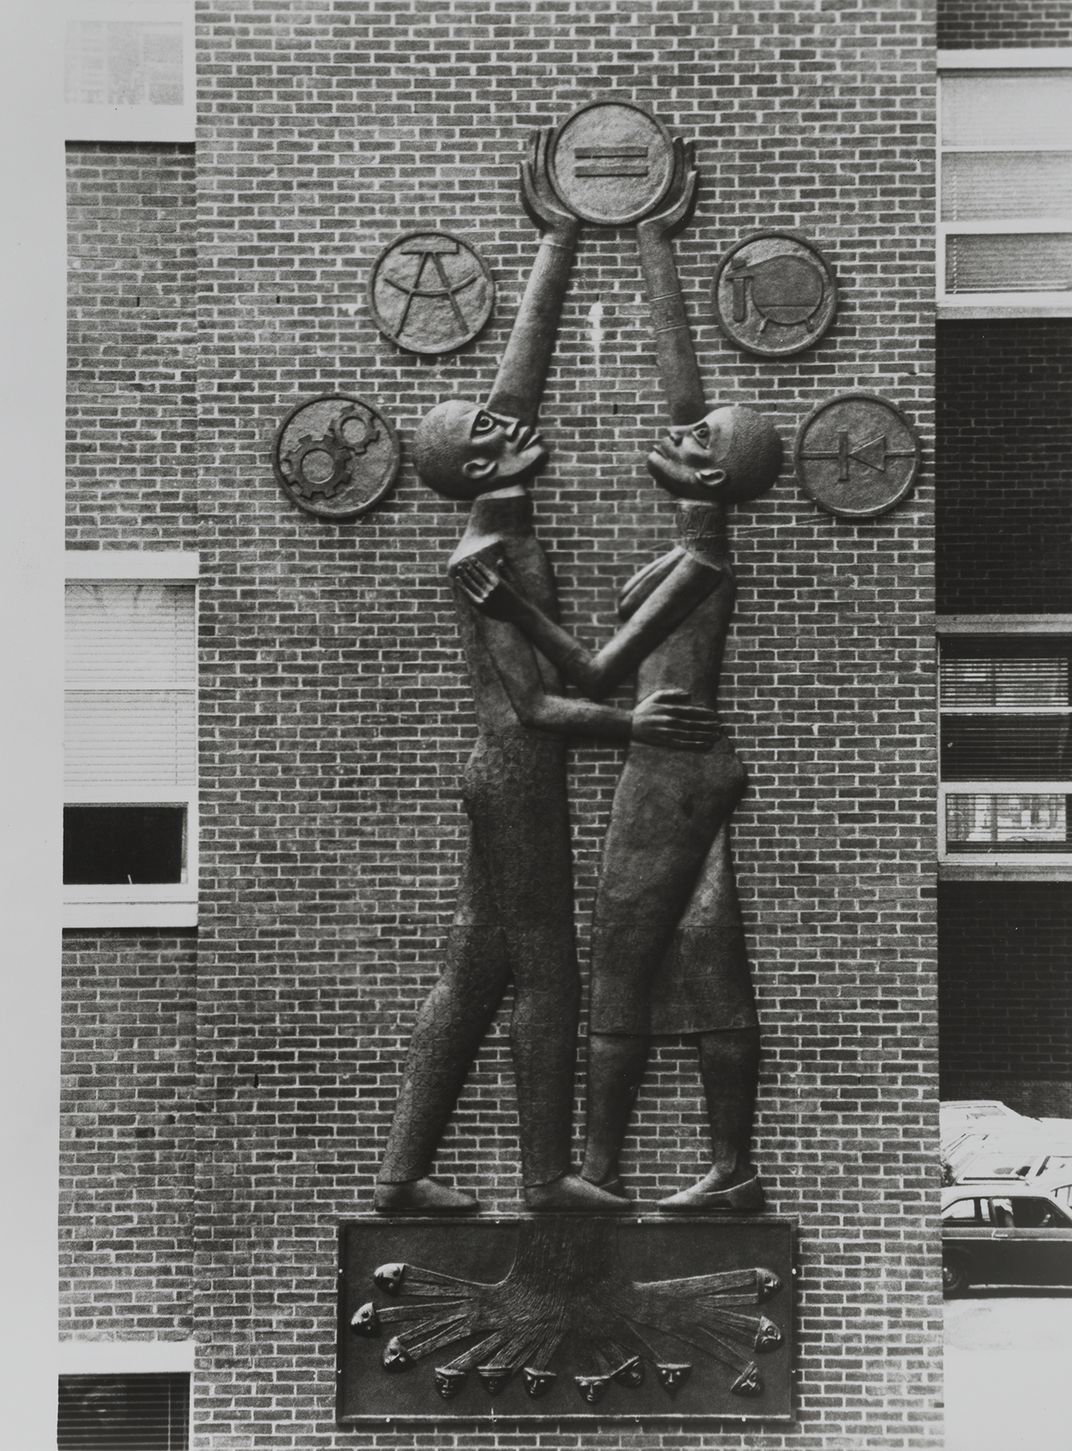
[942,1252,968,1297]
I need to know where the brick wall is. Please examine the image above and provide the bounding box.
[936,320,1072,614]
[59,931,196,1338]
[61,141,199,1343]
[191,3,939,1448]
[939,884,1072,1117]
[66,144,197,551]
[938,0,1072,48]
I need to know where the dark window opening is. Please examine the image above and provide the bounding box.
[63,805,186,885]
[58,1373,189,1451]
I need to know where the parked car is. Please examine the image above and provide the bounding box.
[957,1144,1072,1185]
[1038,1175,1072,1213]
[940,1100,1030,1137]
[941,1180,1072,1296]
[939,1101,1039,1184]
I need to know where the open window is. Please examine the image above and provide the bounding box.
[64,553,198,927]
[939,51,1072,316]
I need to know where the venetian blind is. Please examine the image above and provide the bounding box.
[64,580,196,790]
[58,1373,190,1450]
[940,640,1072,781]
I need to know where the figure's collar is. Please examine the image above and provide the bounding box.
[468,488,534,534]
[675,500,728,553]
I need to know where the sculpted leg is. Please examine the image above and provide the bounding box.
[376,848,509,1213]
[579,1032,648,1192]
[658,1028,763,1212]
[470,741,626,1210]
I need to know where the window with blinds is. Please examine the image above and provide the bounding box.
[939,635,1072,862]
[64,569,197,925]
[58,1373,189,1451]
[939,58,1072,309]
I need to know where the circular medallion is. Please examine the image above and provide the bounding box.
[794,392,922,520]
[368,231,494,356]
[549,99,675,226]
[714,232,837,357]
[272,393,401,520]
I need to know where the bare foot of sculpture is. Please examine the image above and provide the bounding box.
[657,1167,764,1213]
[374,1177,480,1215]
[524,1173,631,1212]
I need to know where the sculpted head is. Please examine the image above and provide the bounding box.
[412,400,548,501]
[647,404,783,503]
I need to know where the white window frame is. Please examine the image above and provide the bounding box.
[64,0,195,143]
[937,614,1072,880]
[64,551,198,928]
[58,1341,194,1376]
[937,49,1072,318]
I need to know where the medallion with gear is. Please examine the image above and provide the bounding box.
[272,393,401,520]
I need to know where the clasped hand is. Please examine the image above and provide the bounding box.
[455,558,721,752]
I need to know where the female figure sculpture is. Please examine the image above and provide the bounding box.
[457,144,782,1210]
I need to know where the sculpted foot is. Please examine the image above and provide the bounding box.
[374,1177,480,1215]
[582,1171,631,1202]
[658,1167,764,1213]
[524,1173,630,1212]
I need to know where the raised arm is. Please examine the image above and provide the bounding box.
[483,129,581,427]
[455,549,722,700]
[634,138,706,426]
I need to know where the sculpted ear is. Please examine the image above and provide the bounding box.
[463,458,498,479]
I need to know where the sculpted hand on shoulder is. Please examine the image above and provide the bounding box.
[454,556,525,621]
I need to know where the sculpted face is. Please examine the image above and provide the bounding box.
[647,404,783,504]
[412,399,548,500]
[464,407,547,484]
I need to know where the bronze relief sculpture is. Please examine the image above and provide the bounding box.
[374,130,723,1216]
[368,230,495,356]
[456,139,782,1212]
[272,392,401,519]
[342,100,797,1425]
[376,113,783,1216]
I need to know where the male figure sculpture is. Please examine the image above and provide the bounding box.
[374,133,720,1214]
[458,140,782,1211]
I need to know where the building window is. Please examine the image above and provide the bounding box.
[939,620,1072,873]
[58,1373,189,1450]
[64,1,195,142]
[64,553,197,927]
[939,51,1072,315]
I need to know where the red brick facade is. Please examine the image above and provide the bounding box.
[939,0,1072,49]
[66,146,197,553]
[63,3,943,1446]
[59,932,195,1338]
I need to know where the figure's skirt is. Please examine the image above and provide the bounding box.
[588,743,756,1037]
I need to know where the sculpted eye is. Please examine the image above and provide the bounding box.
[693,423,710,445]
[473,412,497,435]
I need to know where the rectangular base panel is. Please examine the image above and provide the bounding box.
[338,1215,794,1423]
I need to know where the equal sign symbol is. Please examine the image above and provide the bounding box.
[575,145,650,178]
